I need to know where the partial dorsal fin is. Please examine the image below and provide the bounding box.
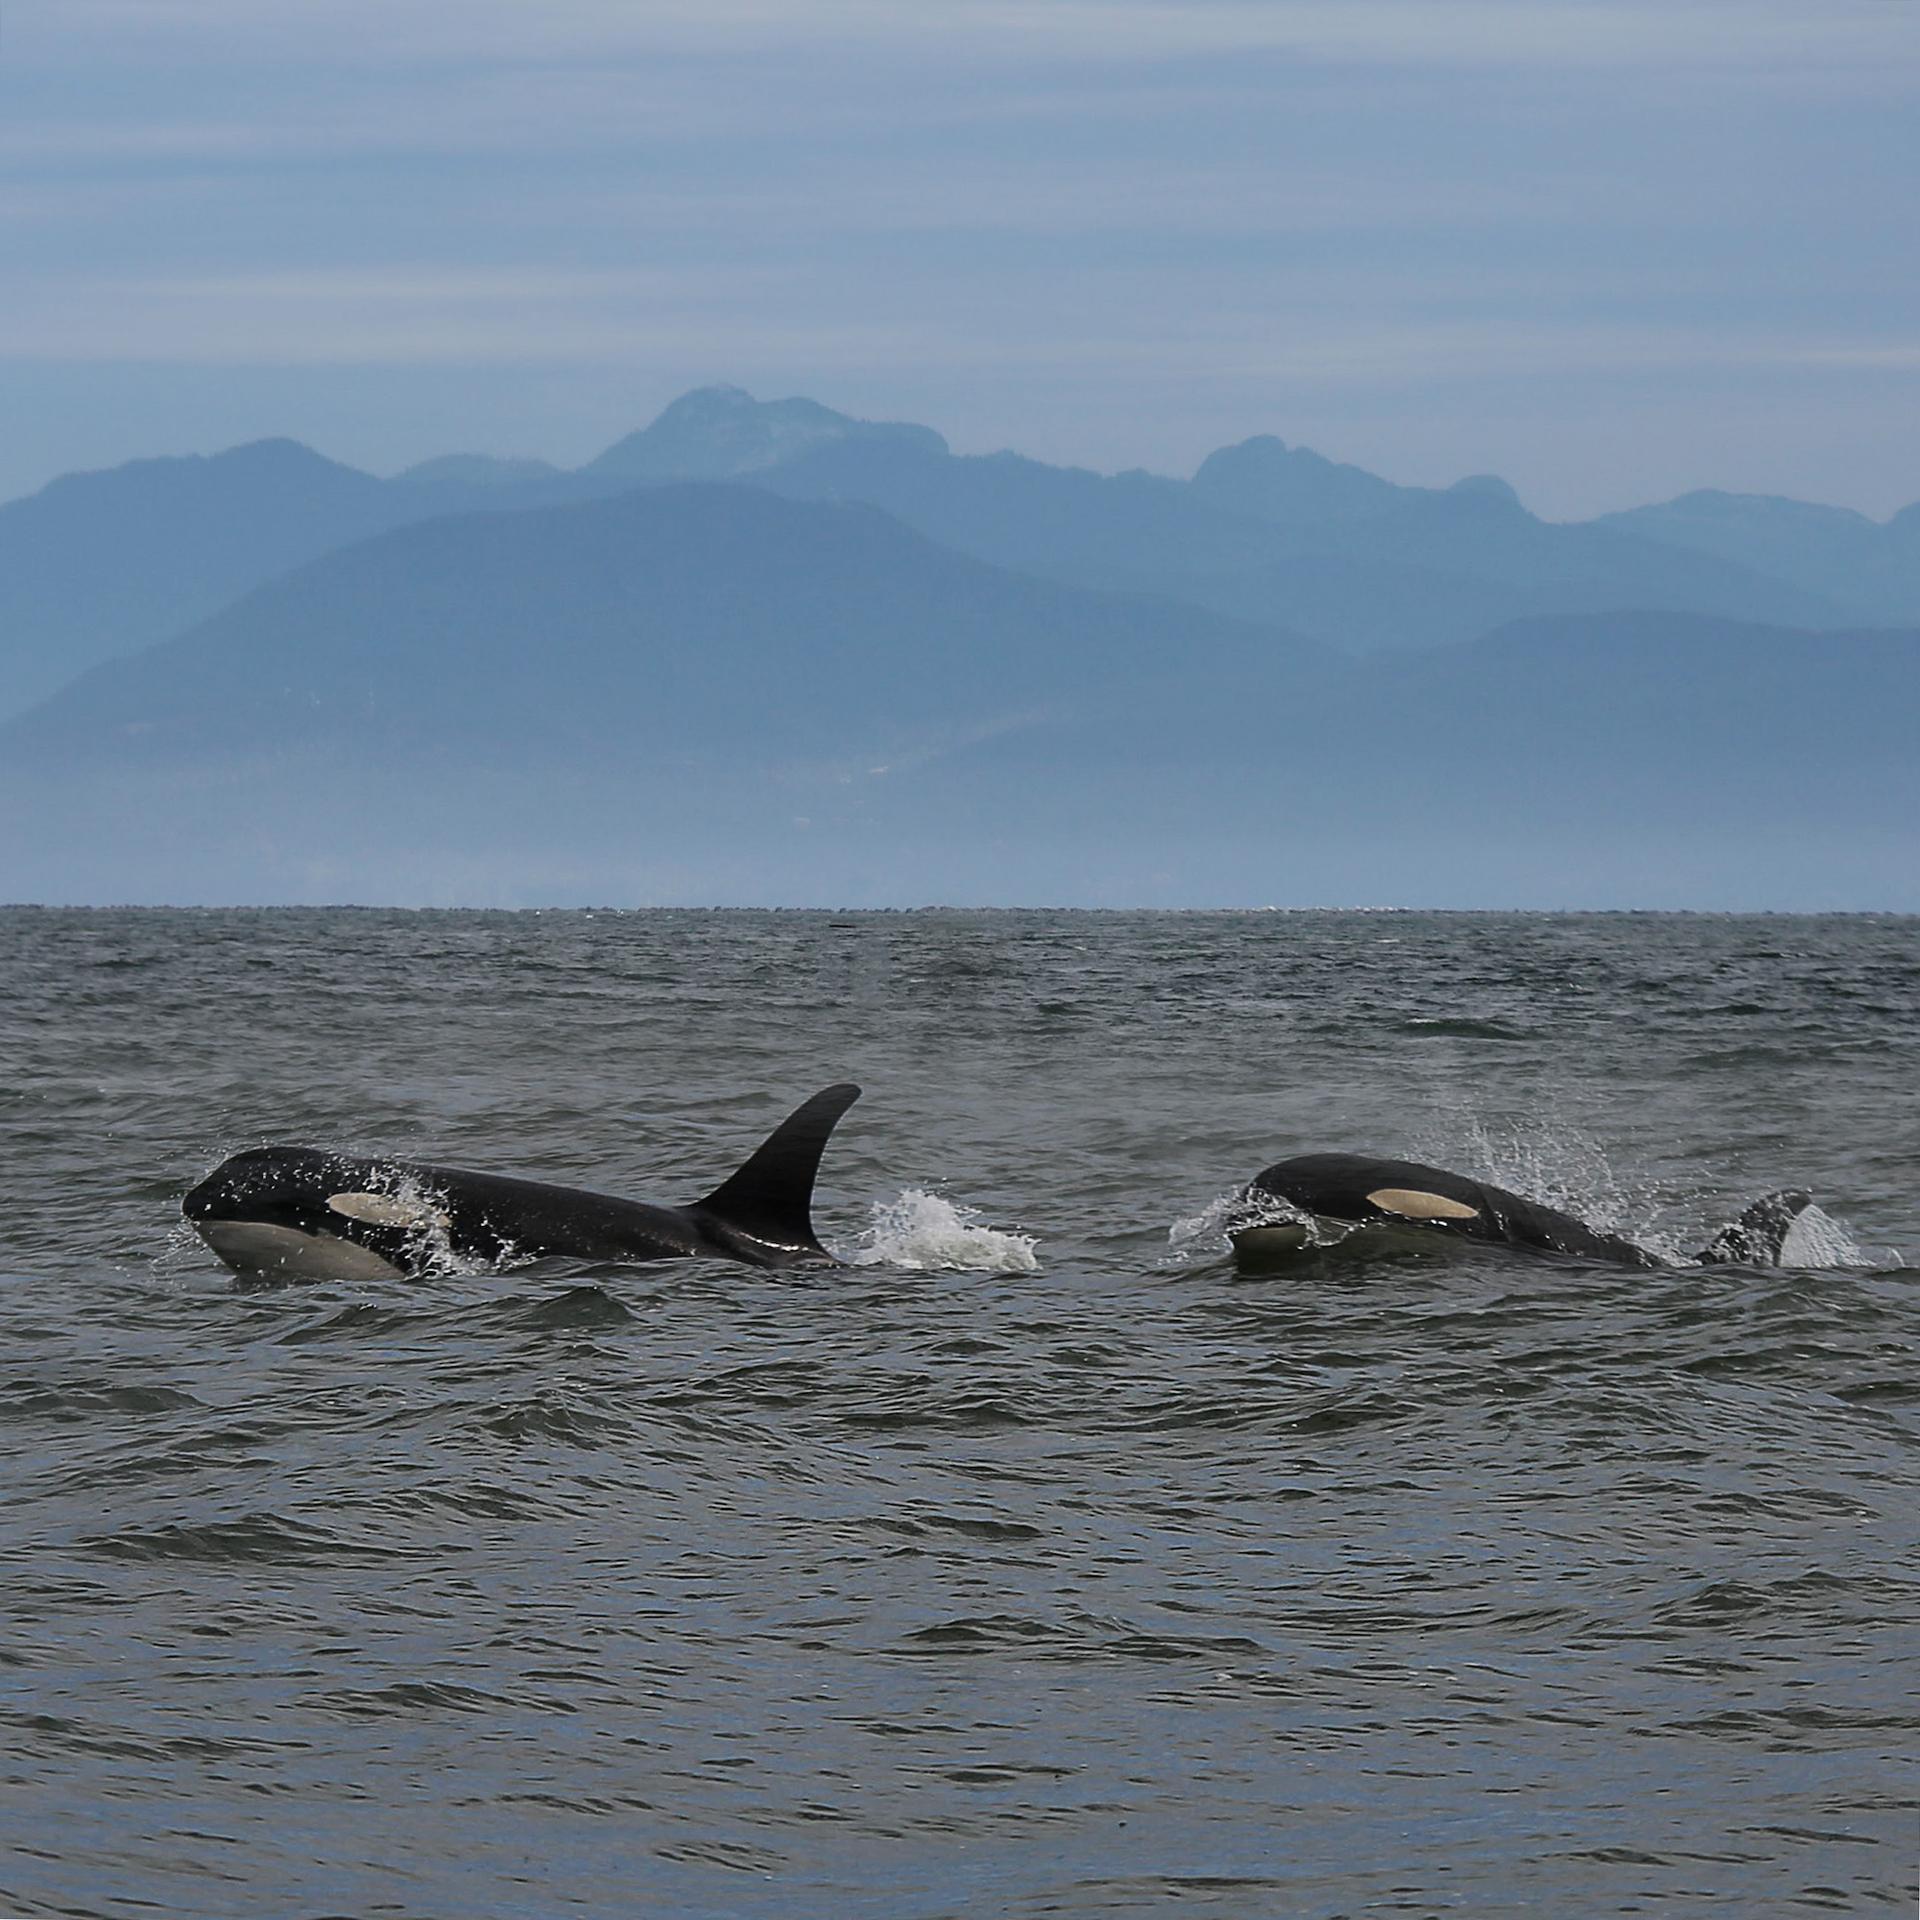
[1694,1188,1813,1266]
[690,1083,862,1256]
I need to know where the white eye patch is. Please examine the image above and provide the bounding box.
[1366,1187,1480,1221]
[327,1191,452,1232]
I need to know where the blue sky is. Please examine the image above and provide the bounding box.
[4,0,1915,517]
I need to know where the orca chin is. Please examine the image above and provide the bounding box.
[183,1083,862,1283]
[195,1220,410,1283]
[1230,1152,1814,1271]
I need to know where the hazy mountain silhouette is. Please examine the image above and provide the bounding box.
[0,436,628,720]
[0,387,960,722]
[1170,479,1851,650]
[1597,491,1920,625]
[4,382,1913,737]
[7,483,1322,761]
[632,397,1867,646]
[1,479,1910,908]
[758,434,1283,589]
[0,439,401,719]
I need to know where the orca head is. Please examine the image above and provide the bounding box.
[184,1146,416,1281]
[184,1146,334,1231]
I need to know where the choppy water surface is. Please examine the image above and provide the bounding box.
[2,908,1915,1918]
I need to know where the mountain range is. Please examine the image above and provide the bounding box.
[1,387,1914,906]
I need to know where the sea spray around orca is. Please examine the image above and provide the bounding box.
[841,1188,1040,1273]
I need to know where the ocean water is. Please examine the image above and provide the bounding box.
[2,907,1915,1919]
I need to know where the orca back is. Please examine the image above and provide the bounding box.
[1250,1152,1659,1267]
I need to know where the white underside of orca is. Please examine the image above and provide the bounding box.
[1229,1220,1317,1258]
[196,1220,406,1282]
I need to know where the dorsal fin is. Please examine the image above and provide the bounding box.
[690,1083,862,1257]
[1694,1188,1813,1266]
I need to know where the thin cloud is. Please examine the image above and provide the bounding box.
[34,0,1920,74]
[1793,344,1920,371]
[6,262,1909,398]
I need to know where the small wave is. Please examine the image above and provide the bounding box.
[314,1680,514,1717]
[2,1379,200,1421]
[839,1189,1038,1273]
[1397,1017,1529,1040]
[870,1511,1045,1543]
[83,1511,416,1566]
[497,1284,635,1329]
[479,1397,632,1445]
[895,1611,1266,1662]
[275,1301,439,1344]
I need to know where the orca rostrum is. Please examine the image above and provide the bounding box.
[183,1083,862,1282]
[1231,1150,1812,1269]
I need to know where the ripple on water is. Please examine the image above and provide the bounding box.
[79,1510,431,1567]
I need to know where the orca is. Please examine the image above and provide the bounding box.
[183,1083,862,1282]
[1230,1150,1812,1270]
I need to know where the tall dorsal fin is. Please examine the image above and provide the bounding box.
[690,1083,862,1256]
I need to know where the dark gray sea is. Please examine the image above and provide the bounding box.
[2,908,1915,1919]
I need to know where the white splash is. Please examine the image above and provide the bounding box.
[1414,1109,1648,1241]
[1167,1186,1350,1258]
[1777,1203,1890,1271]
[1166,1190,1248,1255]
[368,1166,519,1278]
[840,1188,1039,1273]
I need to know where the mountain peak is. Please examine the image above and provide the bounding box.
[586,386,948,481]
[1190,433,1403,525]
[1448,473,1523,511]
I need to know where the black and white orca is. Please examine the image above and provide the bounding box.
[183,1083,862,1282]
[1231,1151,1812,1269]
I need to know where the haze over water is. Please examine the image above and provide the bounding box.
[3,907,1915,1917]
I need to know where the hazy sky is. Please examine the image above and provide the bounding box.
[5,0,1916,517]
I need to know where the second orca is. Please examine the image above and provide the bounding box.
[1230,1151,1811,1269]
